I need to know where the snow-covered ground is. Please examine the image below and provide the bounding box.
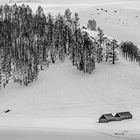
[1,55,140,139]
[1,0,140,139]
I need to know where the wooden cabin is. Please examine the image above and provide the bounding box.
[99,113,115,123]
[114,111,133,121]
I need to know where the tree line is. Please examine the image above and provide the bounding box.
[0,4,99,88]
[0,4,120,88]
[120,41,140,65]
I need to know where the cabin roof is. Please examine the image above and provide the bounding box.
[115,112,133,118]
[99,113,114,120]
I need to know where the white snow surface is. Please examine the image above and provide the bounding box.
[1,55,140,139]
[1,0,140,139]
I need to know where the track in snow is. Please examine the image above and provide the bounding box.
[1,54,140,118]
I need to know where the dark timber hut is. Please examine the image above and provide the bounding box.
[114,111,133,121]
[99,113,115,123]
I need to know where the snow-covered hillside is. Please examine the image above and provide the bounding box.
[1,54,140,139]
[1,0,140,139]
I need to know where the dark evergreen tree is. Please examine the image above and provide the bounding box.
[136,50,140,66]
[120,41,139,63]
[107,39,119,64]
[87,19,96,31]
[96,27,104,63]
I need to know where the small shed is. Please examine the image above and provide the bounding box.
[99,113,115,123]
[114,112,133,121]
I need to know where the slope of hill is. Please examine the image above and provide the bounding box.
[1,54,140,139]
[1,0,140,139]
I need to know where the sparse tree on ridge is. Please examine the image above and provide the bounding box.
[87,19,96,31]
[107,39,119,64]
[64,8,72,25]
[82,31,96,73]
[120,41,139,63]
[136,50,140,66]
[96,27,104,63]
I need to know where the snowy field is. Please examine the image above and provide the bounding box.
[1,56,140,139]
[1,0,140,139]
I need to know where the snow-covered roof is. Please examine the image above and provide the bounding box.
[99,113,115,121]
[115,112,133,119]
